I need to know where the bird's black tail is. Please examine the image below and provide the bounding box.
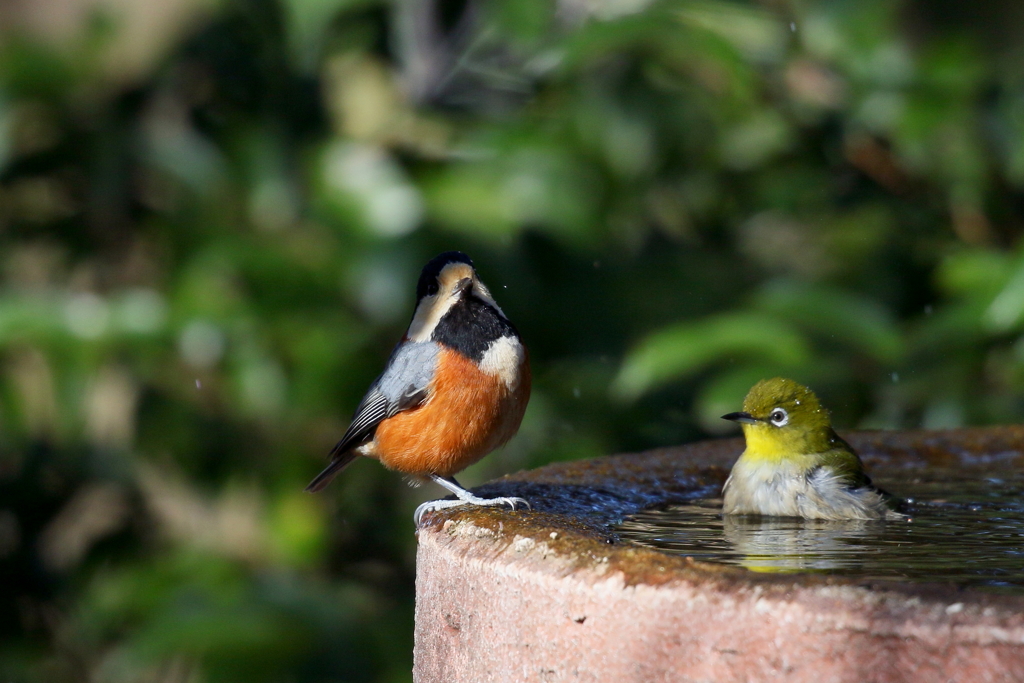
[305,449,359,493]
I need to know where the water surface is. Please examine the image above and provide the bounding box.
[614,467,1024,589]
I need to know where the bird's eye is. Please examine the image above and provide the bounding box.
[425,281,440,296]
[769,408,789,427]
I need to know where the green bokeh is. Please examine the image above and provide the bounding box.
[2,0,1024,679]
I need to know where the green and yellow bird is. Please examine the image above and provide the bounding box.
[721,378,903,520]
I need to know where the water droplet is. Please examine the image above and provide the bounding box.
[891,372,900,383]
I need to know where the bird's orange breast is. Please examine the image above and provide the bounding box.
[371,346,530,477]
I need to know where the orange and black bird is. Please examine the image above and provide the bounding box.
[306,251,532,523]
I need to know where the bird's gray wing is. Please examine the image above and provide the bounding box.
[332,342,441,455]
[306,342,440,493]
[330,390,391,455]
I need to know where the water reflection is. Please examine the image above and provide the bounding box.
[614,468,1024,589]
[723,515,879,573]
[618,500,881,573]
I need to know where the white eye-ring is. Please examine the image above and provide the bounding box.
[769,408,789,427]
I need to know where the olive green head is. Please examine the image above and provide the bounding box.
[722,378,838,460]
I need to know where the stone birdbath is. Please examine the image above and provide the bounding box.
[414,426,1024,682]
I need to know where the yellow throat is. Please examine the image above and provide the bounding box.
[729,377,838,467]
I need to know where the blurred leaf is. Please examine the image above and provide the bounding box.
[268,490,326,566]
[317,141,423,237]
[985,252,1024,332]
[0,294,63,343]
[720,109,792,170]
[424,143,601,243]
[936,248,1011,299]
[284,0,376,71]
[752,279,902,362]
[492,0,554,45]
[612,312,810,401]
[676,0,787,64]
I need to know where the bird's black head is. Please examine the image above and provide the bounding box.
[416,251,474,302]
[405,250,518,360]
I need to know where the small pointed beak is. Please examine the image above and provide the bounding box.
[721,411,759,425]
[454,277,473,295]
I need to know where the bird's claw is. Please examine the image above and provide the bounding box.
[414,495,531,526]
[500,496,530,511]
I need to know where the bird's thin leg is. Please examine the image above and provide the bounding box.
[414,475,530,525]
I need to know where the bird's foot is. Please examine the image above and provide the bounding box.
[414,494,530,526]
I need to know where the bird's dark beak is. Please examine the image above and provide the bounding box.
[721,411,759,425]
[454,277,473,295]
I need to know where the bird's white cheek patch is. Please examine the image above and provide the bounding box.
[479,336,524,389]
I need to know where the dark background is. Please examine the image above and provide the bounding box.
[2,0,1024,680]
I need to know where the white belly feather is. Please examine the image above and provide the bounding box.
[722,456,892,521]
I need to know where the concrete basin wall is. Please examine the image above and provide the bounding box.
[413,427,1024,682]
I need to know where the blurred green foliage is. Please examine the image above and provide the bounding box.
[2,0,1024,680]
